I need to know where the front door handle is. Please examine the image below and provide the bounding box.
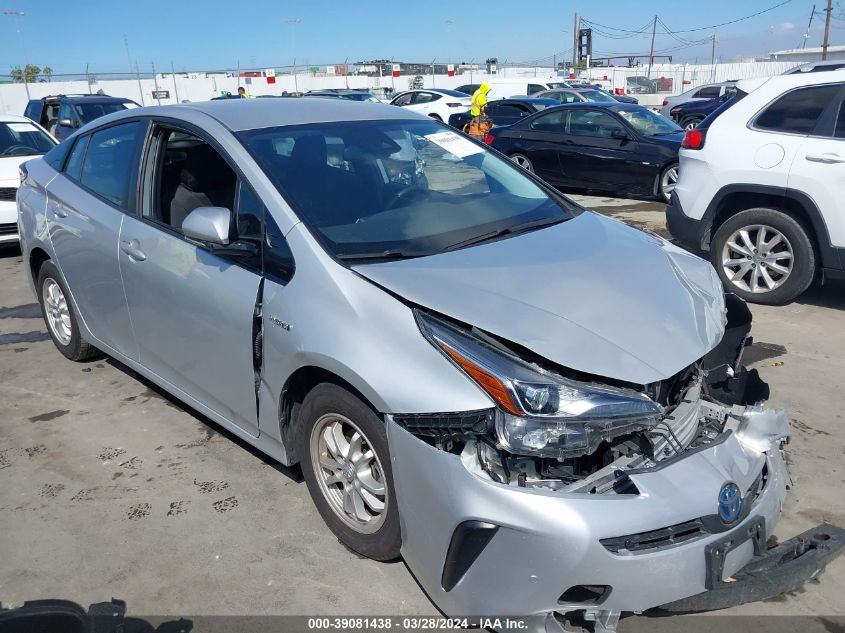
[120,239,147,262]
[806,152,845,164]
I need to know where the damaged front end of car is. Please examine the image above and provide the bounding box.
[385,295,845,632]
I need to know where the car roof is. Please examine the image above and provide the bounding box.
[497,97,561,106]
[0,113,35,123]
[92,97,427,132]
[550,102,641,111]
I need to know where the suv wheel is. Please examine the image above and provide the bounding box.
[297,383,401,561]
[37,261,99,361]
[710,208,816,305]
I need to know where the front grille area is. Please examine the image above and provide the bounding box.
[0,222,18,236]
[601,518,710,554]
[601,462,769,554]
[0,188,16,202]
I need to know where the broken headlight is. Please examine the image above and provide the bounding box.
[416,310,664,459]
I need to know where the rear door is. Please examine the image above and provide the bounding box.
[46,120,146,359]
[118,123,262,435]
[486,103,530,126]
[515,109,569,183]
[789,84,845,249]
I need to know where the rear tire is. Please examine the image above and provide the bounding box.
[682,116,702,131]
[36,261,99,361]
[710,207,816,305]
[510,153,534,173]
[658,163,679,202]
[297,383,401,561]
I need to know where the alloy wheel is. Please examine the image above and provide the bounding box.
[721,224,794,294]
[310,413,387,534]
[42,278,72,346]
[661,165,679,198]
[684,119,700,131]
[511,154,533,172]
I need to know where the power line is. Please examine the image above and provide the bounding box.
[661,0,794,33]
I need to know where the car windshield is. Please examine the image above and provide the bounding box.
[0,121,56,157]
[73,102,132,124]
[581,90,617,102]
[617,108,682,136]
[238,119,574,259]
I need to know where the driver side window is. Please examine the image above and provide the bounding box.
[147,128,237,234]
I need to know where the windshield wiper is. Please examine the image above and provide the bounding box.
[444,216,566,251]
[337,249,429,262]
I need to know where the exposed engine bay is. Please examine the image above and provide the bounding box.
[396,294,773,494]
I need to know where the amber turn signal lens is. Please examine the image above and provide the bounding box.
[438,342,521,415]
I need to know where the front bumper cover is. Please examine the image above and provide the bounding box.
[388,413,842,619]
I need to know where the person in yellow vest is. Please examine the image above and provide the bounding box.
[466,83,492,138]
[237,86,252,98]
[470,83,491,118]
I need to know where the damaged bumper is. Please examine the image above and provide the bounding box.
[387,406,839,619]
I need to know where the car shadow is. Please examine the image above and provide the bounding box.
[0,243,22,259]
[791,278,845,311]
[101,355,303,482]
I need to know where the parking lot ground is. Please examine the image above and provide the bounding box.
[1,196,844,627]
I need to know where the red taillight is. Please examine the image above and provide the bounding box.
[484,133,494,145]
[681,129,705,150]
[662,100,668,106]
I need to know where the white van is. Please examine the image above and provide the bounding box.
[455,79,571,99]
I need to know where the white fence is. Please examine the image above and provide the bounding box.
[0,60,801,117]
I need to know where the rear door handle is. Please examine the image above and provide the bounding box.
[120,239,147,262]
[49,202,68,218]
[805,153,845,164]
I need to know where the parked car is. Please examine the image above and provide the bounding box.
[23,94,139,141]
[668,68,845,304]
[389,88,471,121]
[626,75,658,94]
[461,79,569,100]
[17,99,844,630]
[307,90,380,102]
[534,88,619,104]
[447,97,560,130]
[669,88,738,130]
[660,81,738,117]
[605,90,639,104]
[0,114,56,245]
[487,102,683,201]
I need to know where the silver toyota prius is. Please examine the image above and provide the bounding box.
[16,99,843,631]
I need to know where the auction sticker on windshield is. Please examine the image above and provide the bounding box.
[425,131,483,158]
[7,123,38,133]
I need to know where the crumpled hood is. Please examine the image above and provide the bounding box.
[353,211,726,385]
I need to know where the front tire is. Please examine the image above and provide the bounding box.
[710,207,816,305]
[510,153,534,172]
[36,261,99,361]
[297,383,401,561]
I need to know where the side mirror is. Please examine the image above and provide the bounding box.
[58,118,74,128]
[182,206,231,245]
[611,129,629,140]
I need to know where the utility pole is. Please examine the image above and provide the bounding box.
[572,13,579,68]
[124,35,145,105]
[646,15,657,79]
[710,33,717,82]
[802,4,816,49]
[170,61,180,103]
[3,10,30,100]
[823,0,833,60]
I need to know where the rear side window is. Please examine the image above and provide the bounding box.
[64,135,90,180]
[529,110,565,131]
[694,86,720,99]
[528,84,545,95]
[835,102,845,138]
[43,140,73,170]
[754,84,842,135]
[80,121,144,210]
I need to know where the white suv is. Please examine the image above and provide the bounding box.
[667,67,845,304]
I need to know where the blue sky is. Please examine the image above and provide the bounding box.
[0,0,838,76]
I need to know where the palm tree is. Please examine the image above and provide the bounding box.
[43,66,53,82]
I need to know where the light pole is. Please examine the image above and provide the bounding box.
[286,17,301,90]
[444,18,454,68]
[3,9,30,100]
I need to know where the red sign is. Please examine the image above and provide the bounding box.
[447,64,455,77]
[392,63,400,78]
[267,75,276,84]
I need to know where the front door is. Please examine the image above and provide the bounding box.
[46,121,145,359]
[118,125,262,435]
